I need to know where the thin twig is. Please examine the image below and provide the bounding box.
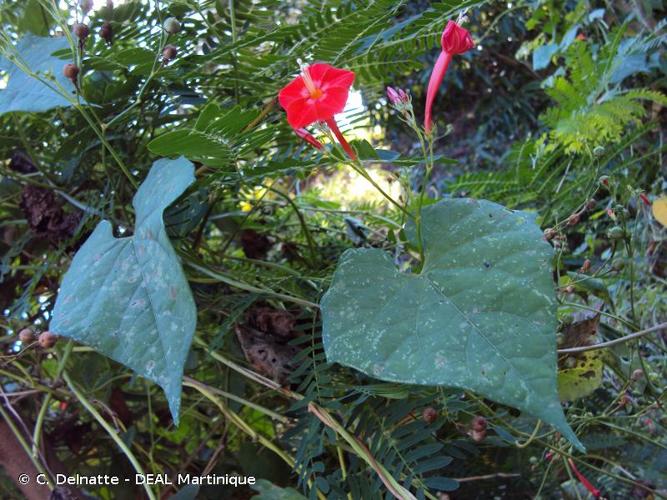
[454,472,521,482]
[558,322,667,354]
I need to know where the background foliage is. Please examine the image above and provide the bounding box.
[0,0,665,499]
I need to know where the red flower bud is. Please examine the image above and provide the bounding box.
[441,20,475,55]
[294,128,323,150]
[386,86,409,106]
[386,86,400,104]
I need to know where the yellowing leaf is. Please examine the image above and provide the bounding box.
[558,351,604,401]
[652,197,667,227]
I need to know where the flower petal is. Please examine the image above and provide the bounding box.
[314,87,350,117]
[285,98,320,128]
[279,76,308,109]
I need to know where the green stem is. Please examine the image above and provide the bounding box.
[186,261,318,308]
[63,372,156,500]
[0,402,54,489]
[32,340,74,457]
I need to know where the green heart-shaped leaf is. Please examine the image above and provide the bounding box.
[321,198,583,450]
[50,157,197,423]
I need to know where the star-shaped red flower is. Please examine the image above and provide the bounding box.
[278,63,355,129]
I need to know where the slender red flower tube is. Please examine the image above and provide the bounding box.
[325,118,356,160]
[278,63,356,159]
[568,459,601,498]
[424,20,474,134]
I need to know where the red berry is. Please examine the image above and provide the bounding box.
[63,63,80,80]
[471,416,487,432]
[544,228,557,241]
[18,328,35,343]
[580,259,591,273]
[470,429,486,442]
[422,407,438,423]
[162,45,177,63]
[100,22,113,45]
[73,22,90,40]
[38,331,58,349]
[567,213,580,226]
[163,17,181,34]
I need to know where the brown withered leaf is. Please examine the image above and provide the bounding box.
[248,306,296,339]
[235,324,299,384]
[9,150,38,174]
[20,185,80,243]
[240,229,272,259]
[559,309,601,349]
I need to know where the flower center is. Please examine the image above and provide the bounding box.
[301,65,323,99]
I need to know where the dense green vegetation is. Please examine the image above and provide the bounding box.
[0,1,665,499]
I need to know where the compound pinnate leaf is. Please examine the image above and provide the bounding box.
[50,157,197,423]
[321,198,583,450]
[0,35,76,115]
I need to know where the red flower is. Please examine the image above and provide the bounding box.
[279,63,354,128]
[279,63,357,159]
[424,20,474,134]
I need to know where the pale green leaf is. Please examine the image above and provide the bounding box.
[0,35,76,114]
[49,157,197,423]
[252,479,307,499]
[321,198,584,450]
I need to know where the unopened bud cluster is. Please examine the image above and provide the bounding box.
[386,86,413,115]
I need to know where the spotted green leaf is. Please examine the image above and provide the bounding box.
[558,351,604,402]
[50,157,197,423]
[321,198,583,450]
[0,35,76,114]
